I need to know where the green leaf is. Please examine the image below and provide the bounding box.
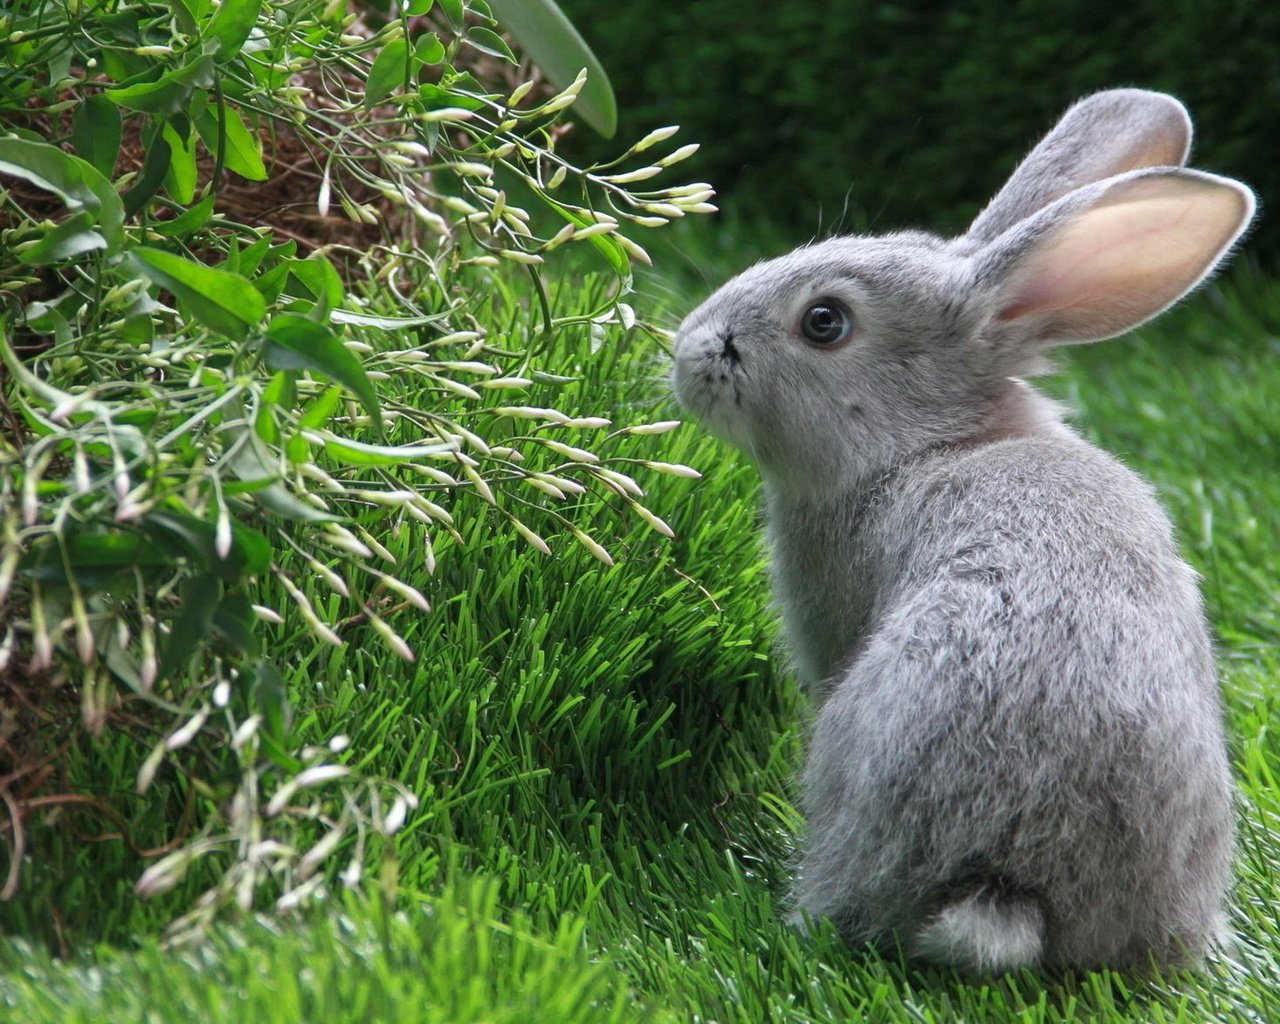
[285,432,310,463]
[465,26,517,64]
[100,49,147,83]
[69,532,169,569]
[71,96,122,179]
[19,305,72,345]
[102,631,146,693]
[298,385,343,431]
[415,33,445,64]
[16,211,107,266]
[437,0,464,27]
[131,246,266,339]
[162,120,197,204]
[220,476,283,497]
[225,420,331,521]
[160,573,220,682]
[168,0,203,33]
[264,314,381,428]
[0,138,124,253]
[212,591,258,656]
[151,193,216,238]
[204,0,263,60]
[19,529,170,587]
[231,236,271,276]
[22,287,80,328]
[253,262,290,305]
[246,659,291,745]
[486,0,617,136]
[255,402,279,444]
[122,128,171,219]
[220,105,268,180]
[285,255,344,315]
[225,524,272,577]
[169,53,216,90]
[284,433,310,462]
[330,308,448,329]
[146,510,272,578]
[194,104,268,181]
[365,38,411,109]
[322,435,457,466]
[105,74,190,116]
[418,81,486,112]
[45,40,74,86]
[405,0,435,13]
[546,200,629,275]
[121,312,154,347]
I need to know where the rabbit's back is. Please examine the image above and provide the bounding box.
[781,433,1232,967]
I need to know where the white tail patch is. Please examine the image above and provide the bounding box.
[910,891,1045,973]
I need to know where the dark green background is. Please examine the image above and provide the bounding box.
[559,0,1279,258]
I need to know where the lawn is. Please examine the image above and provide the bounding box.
[2,244,1279,1022]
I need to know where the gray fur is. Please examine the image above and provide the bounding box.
[671,90,1255,971]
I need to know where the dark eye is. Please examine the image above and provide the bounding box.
[800,300,852,346]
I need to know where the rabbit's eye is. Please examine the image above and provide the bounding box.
[800,301,852,346]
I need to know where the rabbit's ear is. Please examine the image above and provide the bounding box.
[978,168,1254,346]
[966,90,1192,245]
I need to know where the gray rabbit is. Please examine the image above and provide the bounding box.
[672,89,1255,972]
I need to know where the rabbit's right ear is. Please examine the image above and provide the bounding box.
[966,89,1192,245]
[975,167,1255,348]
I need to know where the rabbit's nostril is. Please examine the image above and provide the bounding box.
[721,331,741,364]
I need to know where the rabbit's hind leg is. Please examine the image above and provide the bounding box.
[909,886,1045,973]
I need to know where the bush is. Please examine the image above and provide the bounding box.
[0,0,711,936]
[557,0,1280,258]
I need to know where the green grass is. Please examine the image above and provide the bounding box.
[2,253,1279,1022]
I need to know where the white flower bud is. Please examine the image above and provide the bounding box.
[656,143,700,167]
[231,716,261,750]
[498,249,543,265]
[166,707,209,750]
[419,107,476,123]
[451,161,494,177]
[605,166,663,184]
[631,125,679,152]
[541,439,599,463]
[369,613,415,662]
[382,796,410,835]
[511,519,551,555]
[642,460,702,478]
[135,850,191,897]
[615,235,652,266]
[571,527,613,567]
[642,202,684,218]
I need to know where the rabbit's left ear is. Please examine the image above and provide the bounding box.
[977,167,1254,346]
[967,89,1193,245]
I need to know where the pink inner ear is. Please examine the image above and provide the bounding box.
[997,174,1252,341]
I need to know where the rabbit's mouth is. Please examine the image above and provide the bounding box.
[670,325,752,446]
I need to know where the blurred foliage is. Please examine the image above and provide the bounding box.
[557,0,1280,258]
